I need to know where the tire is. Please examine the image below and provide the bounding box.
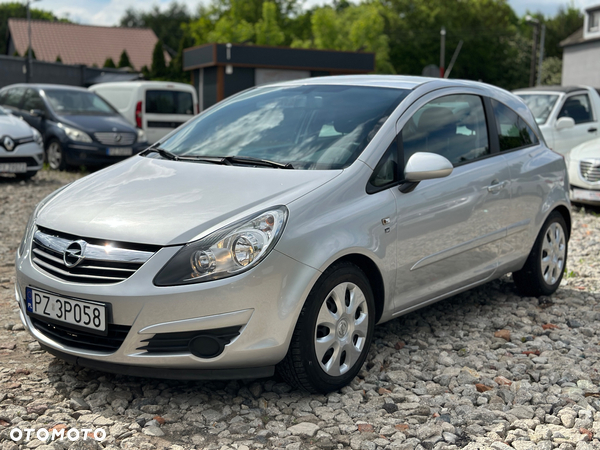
[46,139,66,171]
[513,211,568,297]
[277,262,375,393]
[15,171,36,181]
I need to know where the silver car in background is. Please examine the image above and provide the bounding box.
[15,76,571,393]
[0,106,44,179]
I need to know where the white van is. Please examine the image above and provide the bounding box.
[90,81,198,144]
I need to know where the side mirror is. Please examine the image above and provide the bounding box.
[404,152,453,182]
[556,116,575,131]
[30,109,45,118]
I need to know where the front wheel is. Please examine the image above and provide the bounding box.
[46,139,66,171]
[513,211,568,297]
[277,262,375,393]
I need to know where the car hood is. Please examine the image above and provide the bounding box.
[57,114,135,134]
[568,138,600,161]
[0,114,34,139]
[36,156,341,246]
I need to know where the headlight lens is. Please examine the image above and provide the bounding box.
[60,124,92,143]
[137,128,147,143]
[154,207,288,286]
[31,128,43,147]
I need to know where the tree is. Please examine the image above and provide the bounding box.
[151,40,168,78]
[169,35,193,83]
[543,5,583,59]
[255,2,285,46]
[541,56,562,85]
[120,2,191,53]
[0,2,68,54]
[25,46,36,59]
[55,55,62,63]
[103,57,116,68]
[118,50,132,69]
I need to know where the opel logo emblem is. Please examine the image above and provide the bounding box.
[63,240,87,268]
[114,133,122,143]
[3,136,15,151]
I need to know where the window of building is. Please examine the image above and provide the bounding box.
[589,10,600,32]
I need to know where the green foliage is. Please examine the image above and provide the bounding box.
[544,5,583,59]
[541,56,562,85]
[255,2,285,46]
[207,15,255,43]
[103,57,116,68]
[120,2,191,52]
[118,50,132,68]
[168,36,193,83]
[25,46,36,59]
[55,55,62,63]
[0,2,66,54]
[151,40,168,78]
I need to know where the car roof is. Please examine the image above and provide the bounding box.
[266,75,496,91]
[90,81,195,89]
[0,83,91,92]
[513,85,589,94]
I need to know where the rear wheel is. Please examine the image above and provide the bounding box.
[46,139,66,171]
[513,211,568,297]
[277,262,375,393]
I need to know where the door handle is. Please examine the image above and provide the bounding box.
[486,180,508,193]
[588,127,598,133]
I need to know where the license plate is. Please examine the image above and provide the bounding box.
[26,287,107,334]
[0,162,27,173]
[107,147,132,156]
[571,188,600,202]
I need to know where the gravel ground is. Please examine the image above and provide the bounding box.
[1,170,600,450]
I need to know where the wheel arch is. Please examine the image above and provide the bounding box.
[552,204,572,239]
[322,253,386,324]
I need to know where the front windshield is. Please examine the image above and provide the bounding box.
[158,85,408,170]
[517,94,559,124]
[44,89,117,115]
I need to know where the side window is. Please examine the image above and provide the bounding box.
[2,88,25,108]
[558,94,593,124]
[491,99,539,152]
[22,89,46,112]
[368,139,399,190]
[402,94,489,166]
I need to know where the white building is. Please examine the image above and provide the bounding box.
[561,4,600,87]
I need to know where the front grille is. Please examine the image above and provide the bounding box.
[31,227,158,285]
[137,326,241,354]
[580,161,600,183]
[0,156,38,166]
[31,317,130,352]
[94,132,136,146]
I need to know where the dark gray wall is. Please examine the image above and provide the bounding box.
[203,67,218,110]
[224,67,254,98]
[0,55,141,89]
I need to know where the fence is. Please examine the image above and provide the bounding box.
[0,55,141,88]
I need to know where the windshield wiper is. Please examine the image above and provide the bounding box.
[142,147,180,161]
[224,156,294,169]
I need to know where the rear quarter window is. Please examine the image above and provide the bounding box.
[96,89,133,110]
[146,90,193,115]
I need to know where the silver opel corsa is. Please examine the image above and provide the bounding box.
[15,76,571,393]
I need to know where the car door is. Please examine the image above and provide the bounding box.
[391,89,512,313]
[553,92,599,153]
[20,88,47,135]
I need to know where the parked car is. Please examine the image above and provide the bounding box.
[89,81,198,144]
[0,84,149,170]
[15,76,571,393]
[0,106,44,179]
[565,136,600,205]
[514,85,600,155]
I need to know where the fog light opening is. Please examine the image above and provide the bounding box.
[189,335,225,358]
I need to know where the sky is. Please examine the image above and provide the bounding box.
[2,0,599,26]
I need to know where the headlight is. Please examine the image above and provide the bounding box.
[31,128,43,147]
[59,123,92,143]
[137,128,147,143]
[154,207,288,286]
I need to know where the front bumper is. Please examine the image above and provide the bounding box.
[567,159,600,205]
[0,142,44,173]
[63,141,148,166]
[15,242,319,376]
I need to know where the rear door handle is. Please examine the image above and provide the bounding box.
[486,180,508,193]
[588,127,598,133]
